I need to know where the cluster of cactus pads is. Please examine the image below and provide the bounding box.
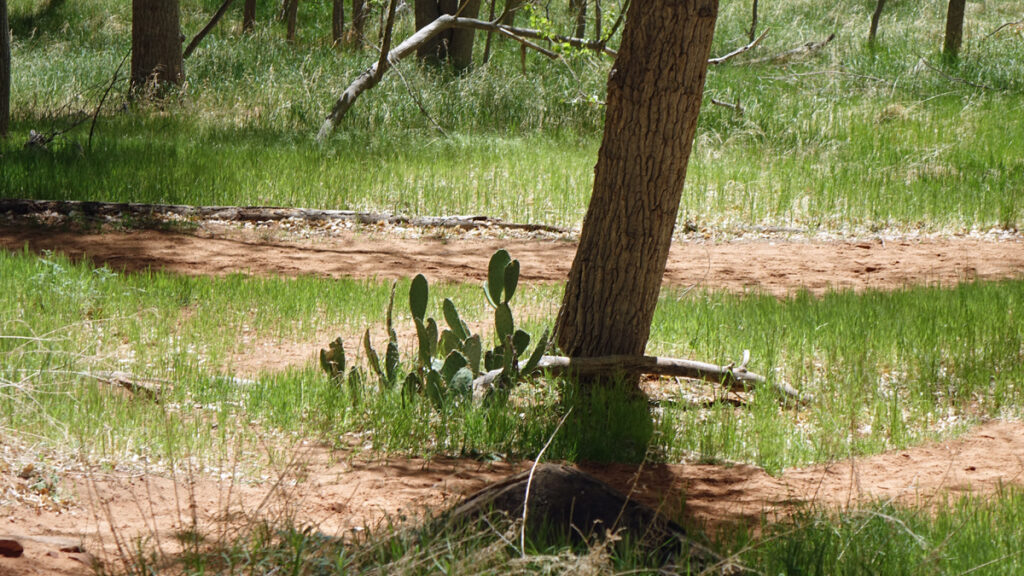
[320,250,549,411]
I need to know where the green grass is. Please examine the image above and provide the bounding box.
[2,0,1022,231]
[3,248,1020,472]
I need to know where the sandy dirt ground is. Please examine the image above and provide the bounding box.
[1,219,1023,575]
[0,222,1021,296]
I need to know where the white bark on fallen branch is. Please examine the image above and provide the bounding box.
[708,27,769,65]
[746,33,836,65]
[472,354,808,402]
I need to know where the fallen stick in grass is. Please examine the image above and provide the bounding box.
[472,354,809,402]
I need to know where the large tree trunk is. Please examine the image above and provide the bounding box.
[943,0,966,60]
[1,0,9,138]
[131,0,184,87]
[415,0,480,69]
[554,0,719,374]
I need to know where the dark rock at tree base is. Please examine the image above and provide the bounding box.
[0,538,24,558]
[439,463,744,574]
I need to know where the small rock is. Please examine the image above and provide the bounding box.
[0,538,24,558]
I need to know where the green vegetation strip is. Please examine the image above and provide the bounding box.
[3,0,1022,231]
[2,249,1020,472]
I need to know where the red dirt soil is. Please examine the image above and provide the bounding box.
[3,421,1024,576]
[0,223,1022,295]
[2,221,1023,575]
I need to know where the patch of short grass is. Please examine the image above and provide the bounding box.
[718,487,1024,575]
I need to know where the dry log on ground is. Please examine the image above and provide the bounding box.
[473,354,808,402]
[0,199,567,233]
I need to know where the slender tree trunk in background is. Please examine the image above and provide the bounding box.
[554,0,719,378]
[943,0,966,61]
[748,0,758,42]
[350,0,366,46]
[449,0,481,70]
[415,0,479,70]
[482,0,496,63]
[284,0,298,42]
[332,0,345,45]
[243,0,256,32]
[868,0,885,43]
[499,0,521,26]
[183,0,236,59]
[131,0,184,88]
[570,0,586,40]
[593,0,601,41]
[1,0,9,138]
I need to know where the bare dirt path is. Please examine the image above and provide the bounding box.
[0,222,1022,295]
[3,420,1024,575]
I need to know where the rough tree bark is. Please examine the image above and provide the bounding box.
[243,0,256,32]
[1,0,9,138]
[554,0,719,375]
[943,0,967,61]
[131,0,184,87]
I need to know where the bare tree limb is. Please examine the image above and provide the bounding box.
[708,27,768,65]
[317,15,602,139]
[184,0,237,59]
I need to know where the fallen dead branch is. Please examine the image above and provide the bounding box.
[709,98,743,114]
[917,57,993,90]
[746,33,835,65]
[0,199,569,234]
[984,17,1024,40]
[473,354,808,402]
[86,371,168,400]
[708,27,769,65]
